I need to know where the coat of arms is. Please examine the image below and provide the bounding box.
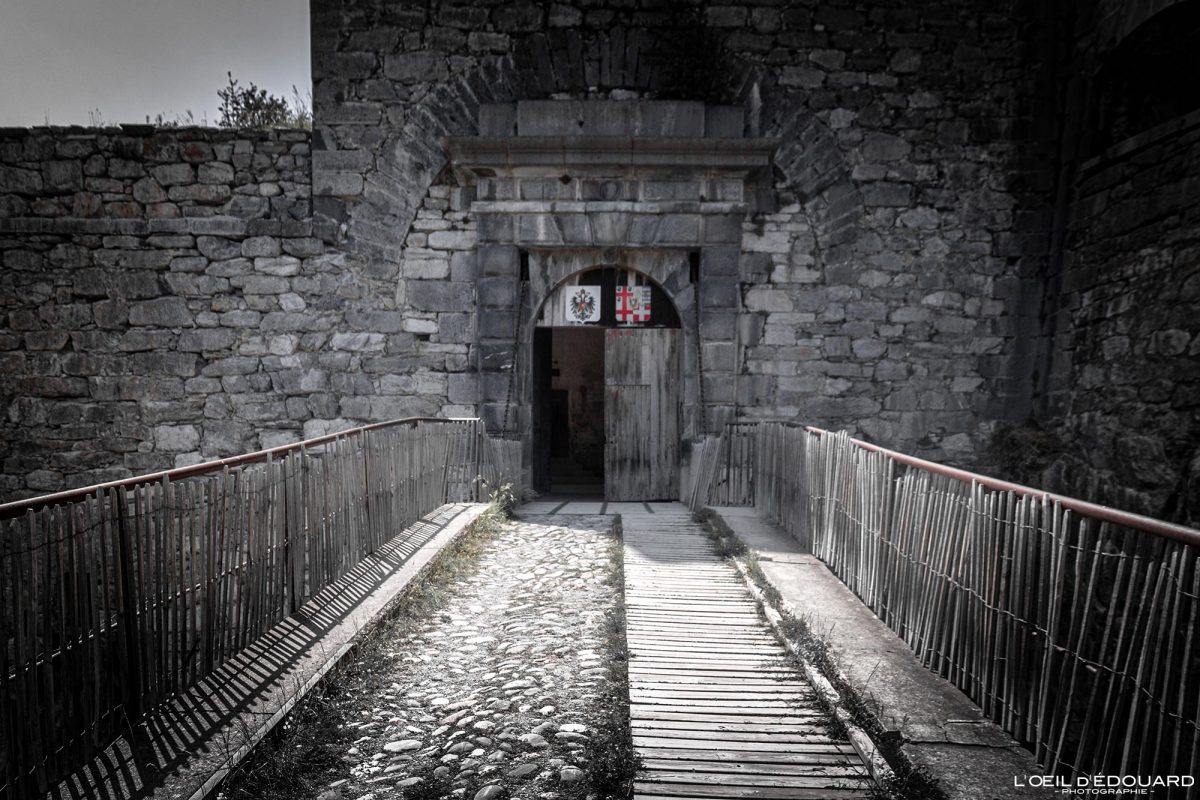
[566,285,601,323]
[616,285,652,324]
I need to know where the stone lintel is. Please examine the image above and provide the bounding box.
[442,136,780,180]
[470,200,746,215]
[479,101,744,139]
[473,209,742,249]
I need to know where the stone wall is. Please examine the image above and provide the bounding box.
[311,0,1040,467]
[0,127,463,501]
[1039,112,1200,525]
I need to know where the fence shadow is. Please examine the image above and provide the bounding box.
[45,505,469,800]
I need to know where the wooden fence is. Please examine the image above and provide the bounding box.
[0,417,520,797]
[705,420,1200,785]
[707,423,757,508]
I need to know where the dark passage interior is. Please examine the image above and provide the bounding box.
[532,327,605,495]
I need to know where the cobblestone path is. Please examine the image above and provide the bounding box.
[312,514,618,800]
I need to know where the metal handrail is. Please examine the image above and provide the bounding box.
[797,423,1200,547]
[0,416,477,520]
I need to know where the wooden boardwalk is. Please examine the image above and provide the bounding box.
[620,504,872,799]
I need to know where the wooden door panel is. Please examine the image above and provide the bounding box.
[605,329,680,501]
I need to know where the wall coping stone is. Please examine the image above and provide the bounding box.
[0,124,309,138]
[0,216,317,238]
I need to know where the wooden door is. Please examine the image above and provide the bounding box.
[604,328,680,501]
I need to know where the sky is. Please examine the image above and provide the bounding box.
[0,0,310,127]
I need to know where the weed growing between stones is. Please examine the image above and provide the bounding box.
[486,481,521,517]
[214,673,353,800]
[694,510,850,743]
[694,510,947,800]
[217,502,507,800]
[575,516,640,800]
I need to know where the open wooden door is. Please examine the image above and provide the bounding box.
[604,328,680,500]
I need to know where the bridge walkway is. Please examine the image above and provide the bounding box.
[521,500,873,800]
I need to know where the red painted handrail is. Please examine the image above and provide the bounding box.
[0,416,478,521]
[799,424,1200,548]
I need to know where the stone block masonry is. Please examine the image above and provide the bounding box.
[0,127,476,501]
[0,127,310,222]
[736,200,1004,462]
[1037,112,1200,525]
[310,0,1045,472]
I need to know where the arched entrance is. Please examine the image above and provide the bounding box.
[531,266,683,500]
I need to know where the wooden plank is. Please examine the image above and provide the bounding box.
[13,513,35,792]
[628,585,748,592]
[605,328,680,501]
[633,780,869,799]
[625,606,761,614]
[628,633,782,643]
[631,676,808,687]
[631,710,827,725]
[632,686,814,698]
[633,729,840,745]
[630,656,789,667]
[627,623,778,633]
[633,720,831,734]
[631,682,813,694]
[643,770,869,788]
[622,506,872,797]
[634,702,820,715]
[625,615,765,626]
[628,637,783,648]
[627,587,744,592]
[624,666,792,681]
[626,600,768,610]
[630,645,786,657]
[628,668,800,679]
[629,641,785,653]
[635,745,859,760]
[626,587,750,594]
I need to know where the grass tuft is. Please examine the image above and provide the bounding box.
[579,515,640,799]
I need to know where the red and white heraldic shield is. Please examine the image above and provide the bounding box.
[615,285,652,324]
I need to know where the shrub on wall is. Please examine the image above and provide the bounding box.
[218,72,311,129]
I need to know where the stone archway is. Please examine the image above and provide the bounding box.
[314,29,866,277]
[442,98,777,495]
[310,33,872,482]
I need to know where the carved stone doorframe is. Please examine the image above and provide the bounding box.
[443,99,778,495]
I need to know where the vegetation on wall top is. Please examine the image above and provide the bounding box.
[217,72,311,130]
